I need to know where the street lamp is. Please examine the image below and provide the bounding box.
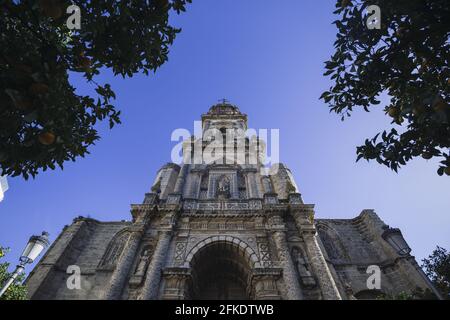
[0,232,49,298]
[381,226,443,300]
[0,175,8,202]
[381,227,411,256]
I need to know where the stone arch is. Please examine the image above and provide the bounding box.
[185,235,261,268]
[186,236,259,299]
[316,223,349,262]
[98,227,131,269]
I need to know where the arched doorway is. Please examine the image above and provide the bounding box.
[189,240,254,300]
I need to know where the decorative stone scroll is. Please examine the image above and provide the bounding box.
[182,199,263,211]
[257,242,273,267]
[174,241,188,265]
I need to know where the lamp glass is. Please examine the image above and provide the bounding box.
[20,233,49,263]
[20,241,34,260]
[27,242,45,261]
[383,228,411,256]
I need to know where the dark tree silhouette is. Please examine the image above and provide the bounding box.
[422,246,450,299]
[321,0,449,175]
[0,0,191,179]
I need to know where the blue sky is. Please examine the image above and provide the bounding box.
[1,0,449,273]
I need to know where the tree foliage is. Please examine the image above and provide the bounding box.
[376,288,435,300]
[321,0,449,175]
[422,246,450,299]
[0,247,27,300]
[0,0,191,179]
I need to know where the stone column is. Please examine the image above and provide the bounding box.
[231,172,239,199]
[268,213,302,299]
[207,174,216,199]
[102,226,144,300]
[184,171,194,198]
[271,230,303,300]
[161,267,192,300]
[139,230,173,300]
[292,210,341,300]
[192,171,203,199]
[195,172,204,198]
[173,164,188,194]
[246,170,260,198]
[251,268,282,300]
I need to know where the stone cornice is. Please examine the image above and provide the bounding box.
[182,212,266,218]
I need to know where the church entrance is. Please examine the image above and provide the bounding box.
[190,241,252,300]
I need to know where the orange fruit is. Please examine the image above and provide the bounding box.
[38,132,56,145]
[79,57,91,68]
[444,167,450,176]
[388,107,399,118]
[433,100,447,112]
[421,152,432,160]
[29,83,49,95]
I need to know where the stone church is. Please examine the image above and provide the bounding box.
[26,102,437,300]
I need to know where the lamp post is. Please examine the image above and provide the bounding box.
[0,232,49,298]
[381,227,443,300]
[381,227,411,256]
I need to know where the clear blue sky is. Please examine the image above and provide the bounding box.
[1,0,449,273]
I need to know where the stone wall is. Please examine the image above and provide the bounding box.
[26,218,129,299]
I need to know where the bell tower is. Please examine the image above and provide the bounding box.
[25,101,437,300]
[122,100,342,300]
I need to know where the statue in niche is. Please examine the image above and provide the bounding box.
[217,175,230,198]
[134,245,153,275]
[262,176,273,193]
[292,247,316,288]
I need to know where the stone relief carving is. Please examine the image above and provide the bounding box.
[261,176,273,193]
[174,242,187,265]
[129,242,155,288]
[199,173,209,200]
[291,247,316,288]
[134,244,154,276]
[248,200,262,210]
[217,175,231,198]
[257,242,273,267]
[98,231,130,269]
[238,171,247,199]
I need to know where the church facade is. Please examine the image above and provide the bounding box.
[26,102,437,300]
